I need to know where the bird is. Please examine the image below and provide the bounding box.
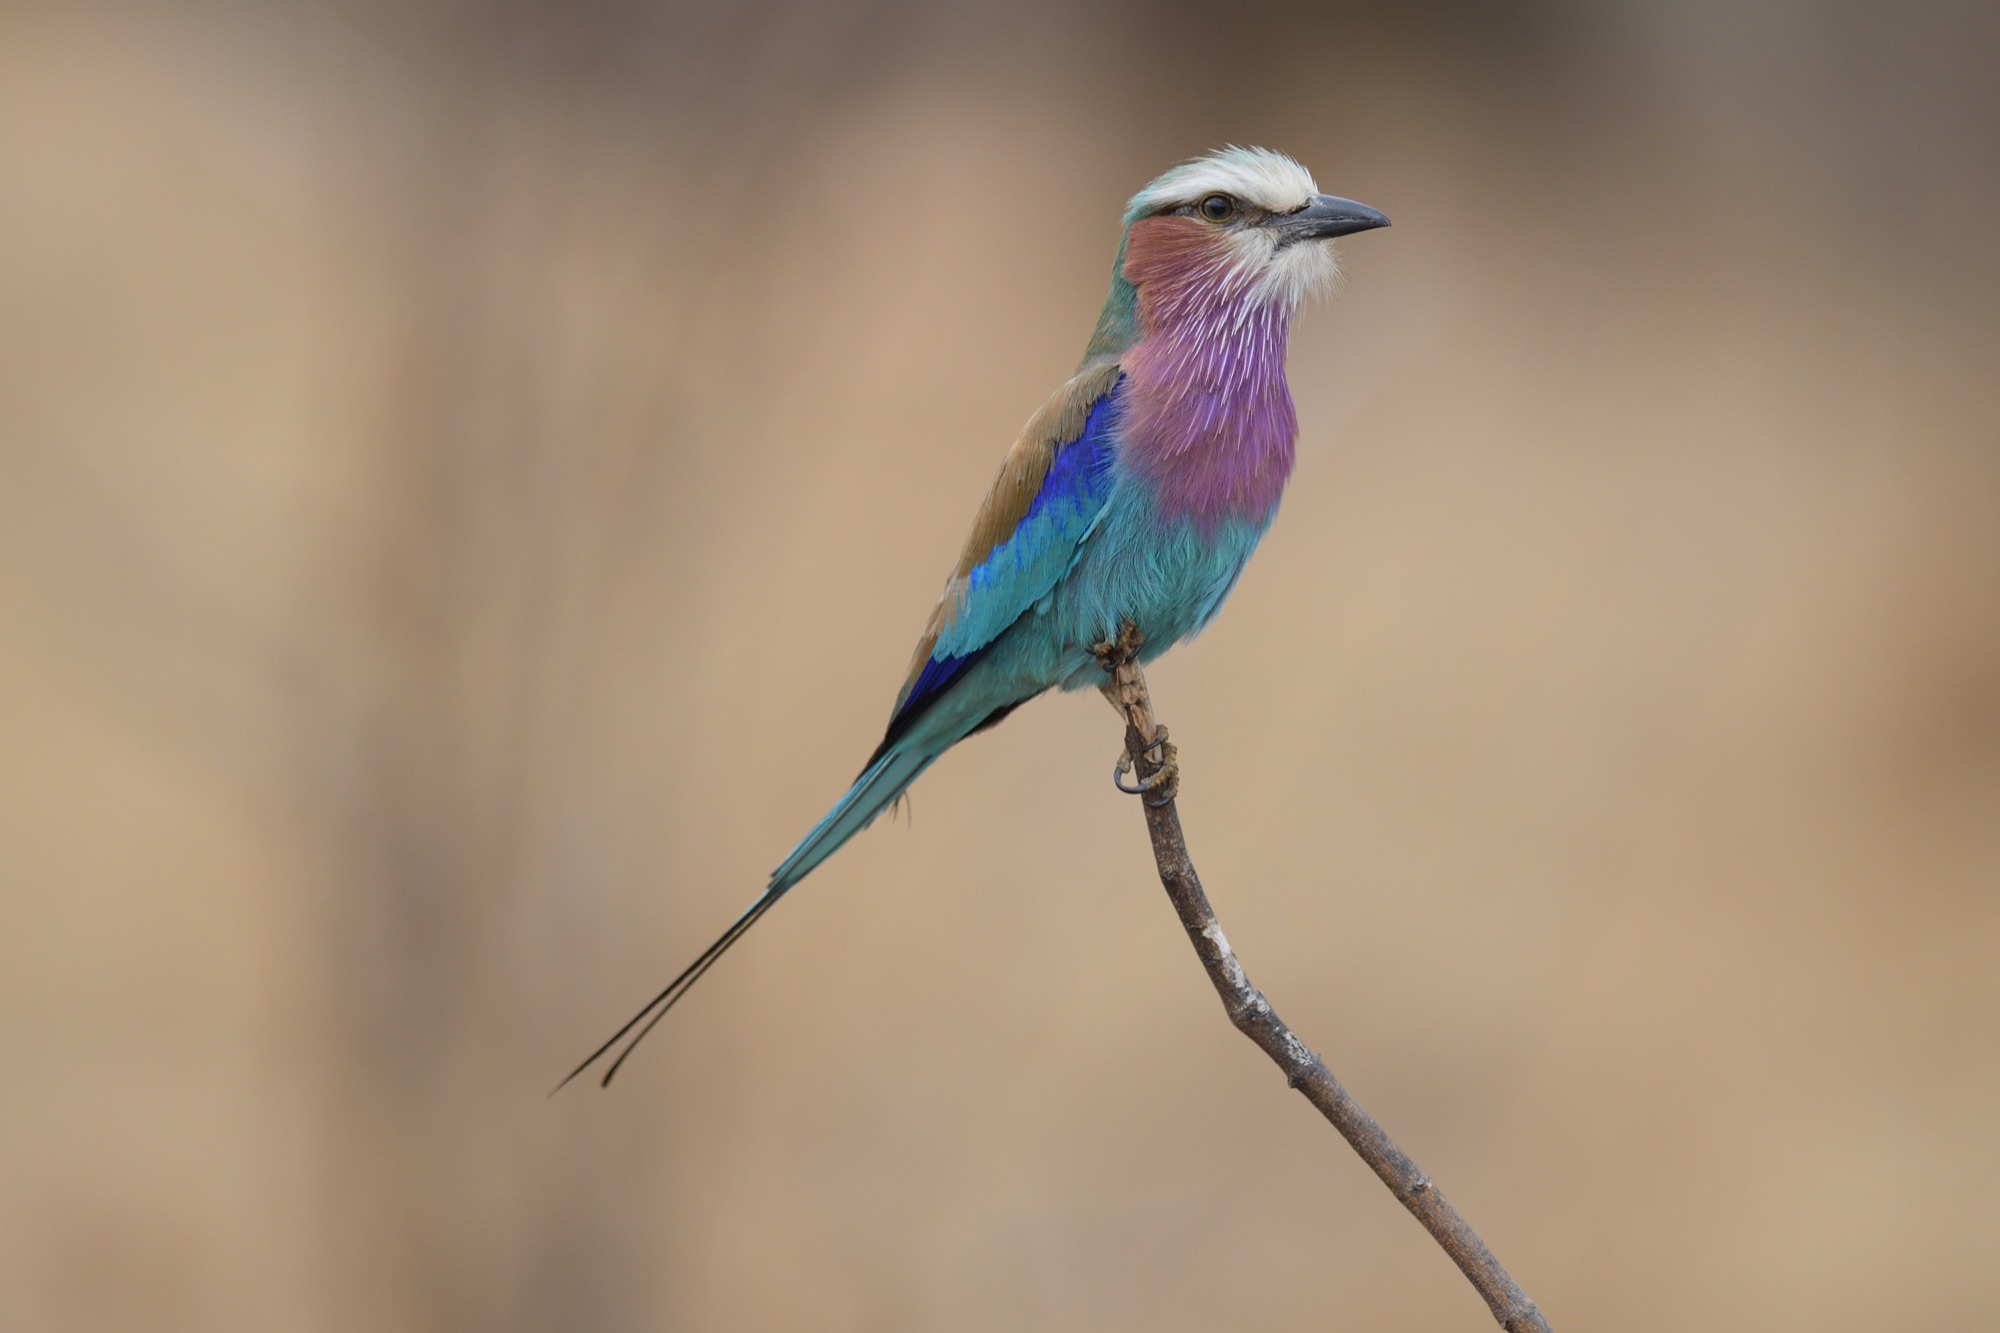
[562,147,1387,1088]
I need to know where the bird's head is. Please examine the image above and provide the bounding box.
[1087,147,1387,356]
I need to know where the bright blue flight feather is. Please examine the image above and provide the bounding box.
[886,379,1123,741]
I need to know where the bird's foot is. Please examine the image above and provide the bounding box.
[1090,623,1146,675]
[1112,726,1179,807]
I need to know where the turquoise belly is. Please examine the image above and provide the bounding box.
[987,486,1272,693]
[890,484,1275,752]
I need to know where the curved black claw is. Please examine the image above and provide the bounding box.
[1112,727,1179,807]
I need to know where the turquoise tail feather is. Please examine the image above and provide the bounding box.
[769,745,933,892]
[557,741,935,1090]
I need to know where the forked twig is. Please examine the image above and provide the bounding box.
[1091,623,1552,1333]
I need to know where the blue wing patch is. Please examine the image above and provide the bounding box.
[876,381,1122,753]
[943,400,1119,653]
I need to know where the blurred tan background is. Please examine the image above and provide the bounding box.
[3,1,1997,1329]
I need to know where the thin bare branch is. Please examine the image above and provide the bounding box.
[1092,623,1552,1333]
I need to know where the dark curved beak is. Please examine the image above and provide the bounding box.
[1275,193,1390,244]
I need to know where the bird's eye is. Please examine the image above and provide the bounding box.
[1197,193,1236,222]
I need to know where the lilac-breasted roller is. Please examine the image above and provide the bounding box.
[565,147,1388,1087]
